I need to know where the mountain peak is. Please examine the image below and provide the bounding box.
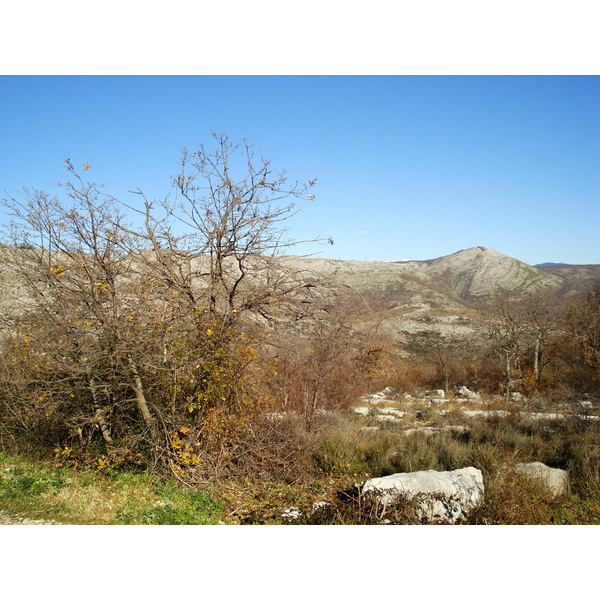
[421,246,560,299]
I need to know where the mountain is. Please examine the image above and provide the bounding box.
[402,246,563,302]
[284,246,565,307]
[2,245,598,355]
[279,247,598,354]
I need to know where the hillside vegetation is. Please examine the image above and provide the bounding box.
[1,134,598,524]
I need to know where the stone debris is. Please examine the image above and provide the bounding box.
[403,425,470,436]
[281,506,303,521]
[281,501,331,522]
[429,398,450,405]
[0,510,62,525]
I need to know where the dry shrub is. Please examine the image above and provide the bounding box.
[268,324,396,430]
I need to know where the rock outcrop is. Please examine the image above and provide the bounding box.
[515,462,568,497]
[362,466,484,523]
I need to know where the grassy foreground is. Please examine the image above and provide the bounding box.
[0,451,224,525]
[1,408,599,525]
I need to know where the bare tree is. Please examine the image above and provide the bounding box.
[1,161,159,447]
[521,291,558,384]
[565,281,600,383]
[0,135,331,479]
[485,290,528,401]
[119,132,323,340]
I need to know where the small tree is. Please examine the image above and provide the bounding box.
[485,290,528,401]
[1,161,164,458]
[0,135,329,479]
[565,281,600,387]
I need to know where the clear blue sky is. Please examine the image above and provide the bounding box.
[1,75,598,265]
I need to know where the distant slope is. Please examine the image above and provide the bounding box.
[535,263,600,297]
[2,245,597,354]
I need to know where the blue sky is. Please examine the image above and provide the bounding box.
[1,75,599,265]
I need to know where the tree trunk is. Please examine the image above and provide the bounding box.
[505,351,512,402]
[85,369,113,444]
[125,355,154,428]
[533,334,541,383]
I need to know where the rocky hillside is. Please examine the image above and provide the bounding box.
[535,263,600,298]
[284,246,569,306]
[405,246,563,302]
[279,246,599,353]
[1,245,597,354]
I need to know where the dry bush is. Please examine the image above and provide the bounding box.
[268,323,396,430]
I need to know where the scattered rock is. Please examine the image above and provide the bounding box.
[515,462,568,498]
[459,410,510,418]
[377,407,406,418]
[281,506,303,521]
[403,425,470,436]
[457,386,481,400]
[429,398,449,405]
[353,406,370,415]
[361,396,387,405]
[521,412,565,420]
[375,414,402,423]
[362,467,484,523]
[311,501,330,513]
[0,511,62,525]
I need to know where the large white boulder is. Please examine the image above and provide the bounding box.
[515,462,568,498]
[362,466,484,523]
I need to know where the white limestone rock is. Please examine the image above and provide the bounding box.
[375,414,402,423]
[281,506,303,521]
[377,407,406,418]
[429,398,449,405]
[457,386,481,400]
[362,466,484,523]
[403,425,470,436]
[515,462,568,498]
[353,406,370,415]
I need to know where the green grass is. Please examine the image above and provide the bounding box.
[0,452,224,525]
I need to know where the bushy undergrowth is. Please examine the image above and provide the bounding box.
[1,410,598,525]
[284,414,600,525]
